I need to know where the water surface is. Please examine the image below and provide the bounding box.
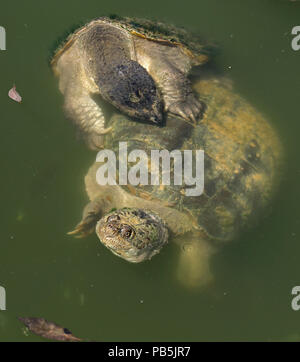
[0,0,300,341]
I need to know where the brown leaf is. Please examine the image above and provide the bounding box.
[18,317,82,342]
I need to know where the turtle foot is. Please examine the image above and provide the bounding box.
[176,237,215,289]
[67,212,98,238]
[68,199,104,238]
[168,95,204,125]
[83,129,112,150]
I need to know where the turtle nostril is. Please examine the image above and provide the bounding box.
[107,223,119,234]
[150,114,162,125]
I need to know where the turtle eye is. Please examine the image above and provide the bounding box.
[120,224,135,239]
[107,214,120,223]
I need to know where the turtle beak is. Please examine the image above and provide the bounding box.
[149,112,163,125]
[148,102,164,125]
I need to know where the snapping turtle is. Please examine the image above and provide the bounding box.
[51,16,210,149]
[68,75,282,288]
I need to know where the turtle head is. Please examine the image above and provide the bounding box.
[105,61,163,125]
[96,208,168,262]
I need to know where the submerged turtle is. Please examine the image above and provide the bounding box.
[51,16,210,149]
[68,75,283,288]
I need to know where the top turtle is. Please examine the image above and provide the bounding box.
[51,16,211,149]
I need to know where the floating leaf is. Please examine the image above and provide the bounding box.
[8,85,22,103]
[18,317,81,342]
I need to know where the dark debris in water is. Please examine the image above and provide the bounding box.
[18,317,82,342]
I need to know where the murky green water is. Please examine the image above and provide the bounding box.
[0,0,300,342]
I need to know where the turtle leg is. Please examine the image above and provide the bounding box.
[64,91,112,150]
[152,65,204,125]
[67,197,106,238]
[55,51,112,150]
[134,39,204,124]
[175,232,215,289]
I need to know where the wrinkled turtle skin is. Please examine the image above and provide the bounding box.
[51,16,210,149]
[69,74,283,289]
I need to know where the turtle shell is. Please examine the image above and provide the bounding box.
[104,15,212,63]
[51,15,212,67]
[103,75,283,244]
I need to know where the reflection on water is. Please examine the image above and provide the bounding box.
[0,0,300,342]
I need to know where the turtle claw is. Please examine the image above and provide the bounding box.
[84,126,113,150]
[96,126,112,135]
[67,212,99,238]
[67,225,87,238]
[168,96,204,125]
[67,224,91,238]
